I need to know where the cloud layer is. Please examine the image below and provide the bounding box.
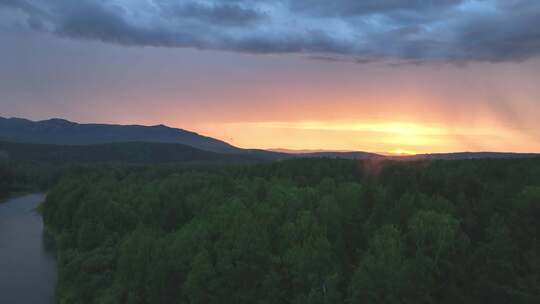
[2,0,540,63]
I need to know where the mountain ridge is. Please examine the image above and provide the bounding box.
[1,116,539,161]
[0,116,240,154]
[0,140,257,164]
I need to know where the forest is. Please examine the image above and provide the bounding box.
[0,161,58,200]
[0,141,265,164]
[41,157,540,304]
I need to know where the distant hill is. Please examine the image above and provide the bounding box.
[0,141,257,164]
[1,117,537,162]
[0,117,240,154]
[270,148,356,154]
[278,150,539,161]
[389,152,540,161]
[277,149,539,161]
[295,151,382,159]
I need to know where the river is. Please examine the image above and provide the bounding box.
[0,193,57,303]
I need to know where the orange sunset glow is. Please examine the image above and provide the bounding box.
[2,1,540,155]
[194,118,539,154]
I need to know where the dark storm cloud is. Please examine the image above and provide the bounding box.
[453,1,540,62]
[230,29,354,54]
[0,0,31,10]
[53,1,191,47]
[161,2,266,26]
[0,0,49,21]
[288,0,465,16]
[1,0,540,63]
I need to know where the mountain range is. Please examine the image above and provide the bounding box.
[0,117,239,153]
[0,141,254,164]
[0,116,538,163]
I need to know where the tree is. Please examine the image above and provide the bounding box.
[408,210,468,302]
[349,225,413,304]
[184,249,218,304]
[281,211,340,304]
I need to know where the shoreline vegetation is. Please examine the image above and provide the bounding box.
[0,160,59,202]
[41,157,540,304]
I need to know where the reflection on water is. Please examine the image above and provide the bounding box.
[0,193,57,304]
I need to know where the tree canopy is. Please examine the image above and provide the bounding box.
[42,157,540,303]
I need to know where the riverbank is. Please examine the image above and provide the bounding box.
[0,190,38,204]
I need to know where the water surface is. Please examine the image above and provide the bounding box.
[0,193,57,303]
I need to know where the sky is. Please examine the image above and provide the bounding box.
[1,0,540,154]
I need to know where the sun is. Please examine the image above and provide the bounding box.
[390,148,416,156]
